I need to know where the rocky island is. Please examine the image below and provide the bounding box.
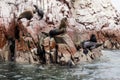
[0,0,120,66]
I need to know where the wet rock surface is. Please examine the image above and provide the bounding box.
[0,0,119,65]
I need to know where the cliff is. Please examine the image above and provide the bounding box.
[73,0,120,49]
[0,0,119,64]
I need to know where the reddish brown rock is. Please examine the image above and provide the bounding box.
[61,34,77,55]
[43,37,51,53]
[0,26,6,48]
[0,41,11,61]
[1,0,120,65]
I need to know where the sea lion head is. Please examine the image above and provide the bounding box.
[33,5,44,19]
[59,17,68,29]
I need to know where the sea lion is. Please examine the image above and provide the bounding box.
[42,17,68,37]
[81,41,102,50]
[82,34,102,50]
[81,34,102,54]
[33,5,44,19]
[18,5,44,21]
[17,10,35,21]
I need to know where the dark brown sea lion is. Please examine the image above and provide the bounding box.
[18,5,44,21]
[81,34,102,54]
[42,17,68,37]
[17,10,35,20]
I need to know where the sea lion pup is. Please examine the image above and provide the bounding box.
[33,5,44,19]
[42,17,68,37]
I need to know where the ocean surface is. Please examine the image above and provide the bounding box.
[0,50,120,80]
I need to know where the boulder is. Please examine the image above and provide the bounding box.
[0,41,11,61]
[103,40,112,49]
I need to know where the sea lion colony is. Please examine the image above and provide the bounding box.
[0,4,102,66]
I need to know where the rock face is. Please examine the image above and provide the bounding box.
[0,0,119,65]
[72,0,120,49]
